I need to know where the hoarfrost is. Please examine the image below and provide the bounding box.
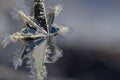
[0,34,11,48]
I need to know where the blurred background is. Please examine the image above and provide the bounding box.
[1,0,120,80]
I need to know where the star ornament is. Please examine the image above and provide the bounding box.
[9,0,68,80]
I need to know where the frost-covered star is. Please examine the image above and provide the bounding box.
[9,0,68,80]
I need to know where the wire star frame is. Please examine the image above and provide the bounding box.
[1,0,69,80]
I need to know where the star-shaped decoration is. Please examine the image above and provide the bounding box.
[9,0,68,80]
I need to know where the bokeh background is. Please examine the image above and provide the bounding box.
[1,0,120,80]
